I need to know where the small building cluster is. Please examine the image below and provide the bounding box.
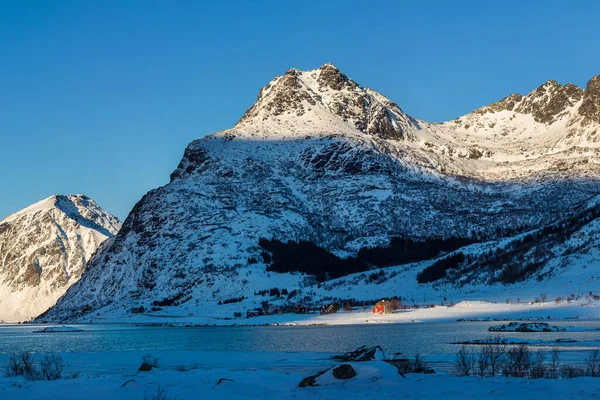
[243,299,401,318]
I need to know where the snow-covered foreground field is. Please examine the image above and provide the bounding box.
[1,355,599,400]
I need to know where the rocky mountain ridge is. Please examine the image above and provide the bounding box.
[40,64,600,322]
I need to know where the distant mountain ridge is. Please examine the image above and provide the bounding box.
[0,194,120,322]
[41,64,600,322]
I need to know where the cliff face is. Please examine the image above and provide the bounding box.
[580,75,600,124]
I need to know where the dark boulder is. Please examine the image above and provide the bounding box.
[333,345,386,361]
[137,363,154,372]
[333,364,357,380]
[298,368,330,388]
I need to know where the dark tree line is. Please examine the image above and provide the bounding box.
[259,239,368,282]
[218,296,245,305]
[258,235,475,283]
[254,288,289,297]
[417,252,465,283]
[357,237,474,268]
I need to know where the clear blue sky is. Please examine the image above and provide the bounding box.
[1,0,599,221]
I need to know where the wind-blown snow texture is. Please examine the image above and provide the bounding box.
[43,64,600,322]
[0,195,120,322]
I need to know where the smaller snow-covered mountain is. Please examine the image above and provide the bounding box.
[0,194,120,322]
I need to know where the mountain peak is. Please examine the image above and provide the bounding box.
[1,195,61,223]
[315,63,358,91]
[233,64,415,139]
[471,78,583,124]
[1,194,120,237]
[516,79,582,124]
[541,79,560,88]
[320,62,337,69]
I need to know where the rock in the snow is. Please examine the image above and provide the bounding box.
[333,346,388,362]
[332,364,357,380]
[137,363,154,372]
[488,322,566,332]
[298,368,330,388]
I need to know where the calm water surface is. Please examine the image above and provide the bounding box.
[1,320,599,357]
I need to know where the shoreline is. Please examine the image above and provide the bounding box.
[19,299,599,327]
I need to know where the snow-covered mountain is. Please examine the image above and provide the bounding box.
[41,64,600,322]
[0,195,120,322]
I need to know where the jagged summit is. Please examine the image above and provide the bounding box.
[233,63,417,139]
[472,79,583,124]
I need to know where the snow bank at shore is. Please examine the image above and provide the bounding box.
[75,299,600,327]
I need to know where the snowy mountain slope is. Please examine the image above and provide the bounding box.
[0,195,120,322]
[41,64,600,322]
[308,197,600,307]
[431,75,600,179]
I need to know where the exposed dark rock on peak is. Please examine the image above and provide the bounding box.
[473,79,583,124]
[473,93,524,114]
[516,80,582,124]
[580,75,600,124]
[317,63,358,91]
[170,145,211,181]
[236,68,319,123]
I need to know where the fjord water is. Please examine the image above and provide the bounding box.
[1,321,599,356]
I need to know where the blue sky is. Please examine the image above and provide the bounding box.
[1,0,599,220]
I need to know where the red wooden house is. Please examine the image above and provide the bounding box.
[372,300,393,314]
